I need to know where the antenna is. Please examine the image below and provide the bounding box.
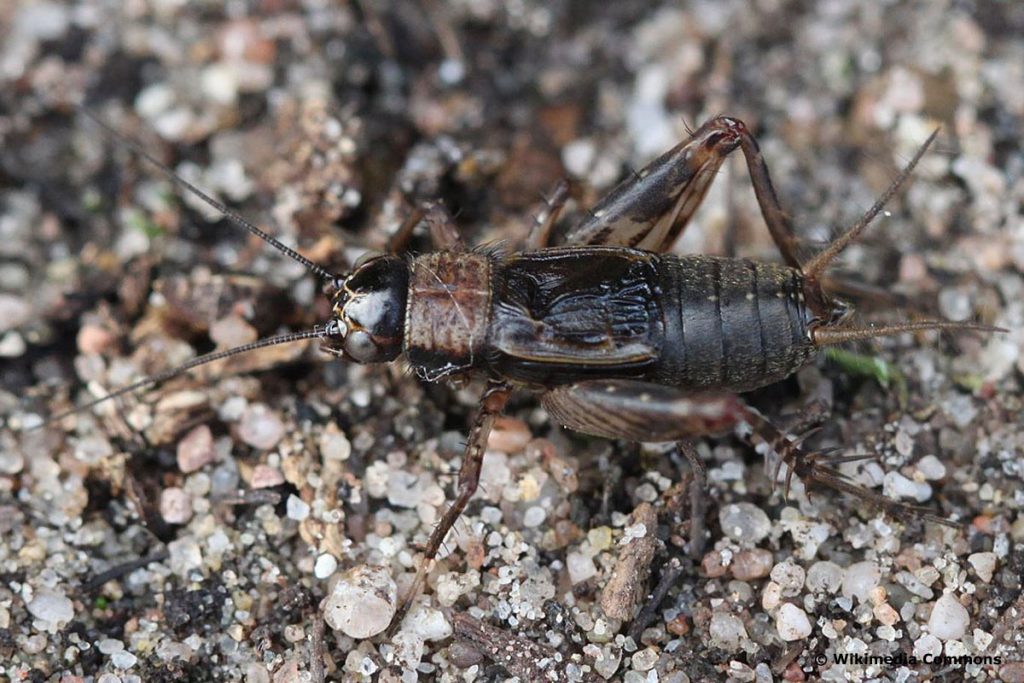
[35,329,331,429]
[77,105,342,283]
[803,128,940,280]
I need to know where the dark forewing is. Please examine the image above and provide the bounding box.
[488,247,663,383]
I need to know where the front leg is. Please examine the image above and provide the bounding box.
[390,380,512,632]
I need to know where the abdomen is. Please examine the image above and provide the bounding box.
[651,255,815,391]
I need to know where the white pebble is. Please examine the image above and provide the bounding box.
[913,633,942,658]
[286,495,310,521]
[523,506,547,528]
[111,651,138,669]
[404,605,452,641]
[967,552,997,583]
[238,404,285,450]
[928,593,969,640]
[806,561,844,594]
[883,471,932,502]
[775,603,812,641]
[27,588,74,630]
[319,429,351,461]
[842,561,882,603]
[709,612,748,651]
[770,560,806,596]
[313,554,338,579]
[567,551,597,584]
[719,503,772,544]
[323,565,397,638]
[167,537,203,576]
[916,455,947,480]
[159,487,193,524]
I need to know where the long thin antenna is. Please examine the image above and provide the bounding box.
[36,329,330,428]
[77,105,341,282]
[813,320,1003,346]
[803,128,940,279]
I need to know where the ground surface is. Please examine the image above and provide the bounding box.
[1,1,1023,681]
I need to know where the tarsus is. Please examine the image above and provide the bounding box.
[77,105,341,282]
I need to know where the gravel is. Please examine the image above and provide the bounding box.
[2,0,1022,681]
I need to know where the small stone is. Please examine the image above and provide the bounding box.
[177,425,215,473]
[487,416,532,453]
[27,588,74,629]
[631,647,659,671]
[770,560,806,596]
[0,294,31,334]
[314,554,337,579]
[404,605,452,641]
[702,550,729,578]
[883,471,932,502]
[928,593,969,640]
[873,603,900,626]
[110,651,138,669]
[842,561,882,603]
[775,603,812,641]
[709,612,748,651]
[76,324,115,355]
[98,639,124,654]
[719,503,772,544]
[523,505,546,528]
[323,565,397,639]
[913,633,942,658]
[761,581,782,610]
[167,537,203,576]
[286,494,310,521]
[967,552,996,583]
[806,561,844,594]
[319,427,351,461]
[250,465,284,489]
[916,455,946,480]
[732,549,774,581]
[159,487,193,524]
[567,551,597,584]
[209,315,257,348]
[238,404,285,450]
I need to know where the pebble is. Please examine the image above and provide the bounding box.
[238,404,285,450]
[487,416,532,453]
[323,565,397,638]
[913,633,942,658]
[523,505,547,528]
[76,324,116,355]
[842,561,882,603]
[177,425,216,473]
[967,552,996,583]
[313,554,337,579]
[567,551,597,584]
[732,549,774,581]
[167,537,203,576]
[999,662,1024,683]
[770,560,806,596]
[806,561,844,594]
[709,612,748,651]
[159,487,193,524]
[404,605,452,641]
[719,503,772,544]
[111,651,138,669]
[250,465,284,489]
[0,293,31,334]
[286,494,310,521]
[883,471,933,502]
[209,315,257,348]
[27,588,74,630]
[319,427,351,461]
[775,603,812,641]
[916,455,947,480]
[928,593,969,640]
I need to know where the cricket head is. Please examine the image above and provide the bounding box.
[325,254,409,363]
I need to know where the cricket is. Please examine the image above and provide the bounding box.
[42,109,997,634]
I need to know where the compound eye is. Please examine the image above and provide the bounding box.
[344,329,378,362]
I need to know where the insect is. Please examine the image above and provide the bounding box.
[50,110,995,633]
